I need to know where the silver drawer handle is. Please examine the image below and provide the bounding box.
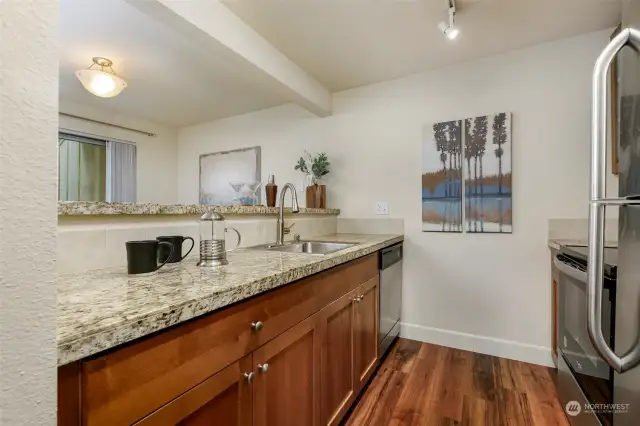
[258,363,269,373]
[244,372,254,383]
[251,321,263,332]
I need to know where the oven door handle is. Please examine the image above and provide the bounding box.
[588,27,640,374]
[553,257,587,283]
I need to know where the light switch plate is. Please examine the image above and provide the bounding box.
[375,201,389,215]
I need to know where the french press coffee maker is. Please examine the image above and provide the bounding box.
[197,212,242,267]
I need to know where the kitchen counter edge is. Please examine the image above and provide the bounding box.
[58,201,340,216]
[548,238,618,250]
[57,234,403,366]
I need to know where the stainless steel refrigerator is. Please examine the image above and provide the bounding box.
[588,1,640,425]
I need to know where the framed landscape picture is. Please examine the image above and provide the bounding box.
[199,146,261,205]
[464,113,512,233]
[422,112,512,234]
[422,120,463,232]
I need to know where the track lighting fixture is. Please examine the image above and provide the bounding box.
[438,0,459,40]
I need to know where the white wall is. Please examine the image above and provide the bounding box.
[60,100,179,203]
[178,30,618,365]
[0,0,58,423]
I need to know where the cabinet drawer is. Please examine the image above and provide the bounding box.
[82,254,378,426]
[82,292,268,426]
[133,355,253,426]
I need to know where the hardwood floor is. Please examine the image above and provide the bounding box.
[343,338,570,426]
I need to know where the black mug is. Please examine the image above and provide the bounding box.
[126,240,174,274]
[157,235,195,263]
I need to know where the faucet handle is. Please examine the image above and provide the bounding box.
[283,222,295,235]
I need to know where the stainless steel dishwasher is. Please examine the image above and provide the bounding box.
[379,243,402,357]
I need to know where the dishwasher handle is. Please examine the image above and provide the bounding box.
[381,244,402,269]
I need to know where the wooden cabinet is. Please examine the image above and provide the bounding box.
[253,314,321,426]
[353,276,379,392]
[319,288,358,426]
[134,355,253,426]
[319,277,380,426]
[58,253,383,426]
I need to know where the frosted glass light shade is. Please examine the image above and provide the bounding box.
[75,69,127,98]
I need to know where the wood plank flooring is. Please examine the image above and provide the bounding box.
[343,338,570,426]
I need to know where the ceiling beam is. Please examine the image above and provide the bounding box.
[127,0,332,117]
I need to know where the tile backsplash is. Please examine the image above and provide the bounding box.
[58,216,337,274]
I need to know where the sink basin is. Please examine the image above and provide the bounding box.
[249,241,357,255]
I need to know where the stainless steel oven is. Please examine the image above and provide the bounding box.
[556,246,617,426]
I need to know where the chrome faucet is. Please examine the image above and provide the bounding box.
[276,183,300,245]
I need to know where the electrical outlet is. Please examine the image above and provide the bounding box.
[375,201,389,215]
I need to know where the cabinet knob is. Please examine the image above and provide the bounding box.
[354,295,363,303]
[258,363,269,373]
[251,321,263,332]
[244,372,255,383]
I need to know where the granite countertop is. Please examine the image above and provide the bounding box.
[548,238,618,250]
[57,233,403,366]
[58,201,340,216]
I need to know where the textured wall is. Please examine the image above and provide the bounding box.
[0,0,58,424]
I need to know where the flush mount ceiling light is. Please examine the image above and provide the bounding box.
[75,57,127,98]
[438,0,459,40]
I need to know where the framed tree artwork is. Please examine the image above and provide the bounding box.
[421,121,463,232]
[422,112,512,234]
[464,113,512,233]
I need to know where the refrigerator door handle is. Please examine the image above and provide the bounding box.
[589,27,640,374]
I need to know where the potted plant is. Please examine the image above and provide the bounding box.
[295,151,331,208]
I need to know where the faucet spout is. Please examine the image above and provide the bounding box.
[277,183,299,245]
[291,193,300,213]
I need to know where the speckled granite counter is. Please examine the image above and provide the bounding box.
[57,233,403,365]
[58,201,340,216]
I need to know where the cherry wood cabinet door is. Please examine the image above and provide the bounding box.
[353,276,379,392]
[253,314,321,426]
[134,355,253,426]
[318,288,358,426]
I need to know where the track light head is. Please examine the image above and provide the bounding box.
[438,21,459,40]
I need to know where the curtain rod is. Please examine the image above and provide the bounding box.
[59,112,156,137]
[58,128,137,146]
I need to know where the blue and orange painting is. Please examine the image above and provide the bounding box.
[422,120,463,232]
[464,113,512,233]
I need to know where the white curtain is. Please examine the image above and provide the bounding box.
[107,141,137,202]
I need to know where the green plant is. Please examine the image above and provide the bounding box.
[294,151,331,184]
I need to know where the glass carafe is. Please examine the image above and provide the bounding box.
[197,212,242,267]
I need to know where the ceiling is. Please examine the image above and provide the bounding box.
[60,0,621,127]
[224,0,621,91]
[59,0,286,127]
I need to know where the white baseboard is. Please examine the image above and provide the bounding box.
[400,322,555,367]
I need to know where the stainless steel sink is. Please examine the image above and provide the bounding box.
[248,241,357,255]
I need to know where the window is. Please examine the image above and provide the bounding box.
[58,133,107,201]
[58,131,137,202]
